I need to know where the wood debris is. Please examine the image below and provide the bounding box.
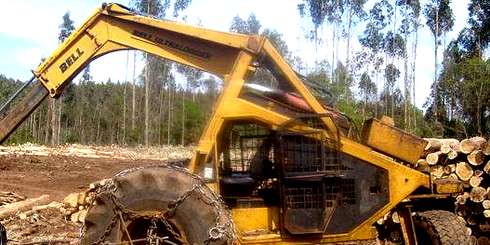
[0,191,25,206]
[0,143,194,161]
[0,195,50,220]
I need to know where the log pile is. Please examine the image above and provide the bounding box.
[0,181,105,226]
[416,136,490,239]
[60,179,108,223]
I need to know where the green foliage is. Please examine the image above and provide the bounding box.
[81,65,92,82]
[180,99,203,144]
[306,60,331,87]
[297,0,328,30]
[0,72,217,145]
[0,75,21,101]
[333,62,354,100]
[424,0,454,39]
[397,0,421,35]
[384,64,400,88]
[229,14,293,64]
[336,99,363,130]
[58,12,75,42]
[359,72,377,104]
[426,55,490,138]
[370,0,393,30]
[132,0,171,17]
[359,22,384,53]
[262,29,291,60]
[384,31,406,58]
[230,13,261,35]
[0,76,38,144]
[173,0,192,17]
[468,0,490,52]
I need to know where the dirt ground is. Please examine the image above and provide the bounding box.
[0,144,378,244]
[0,144,193,244]
[0,154,165,201]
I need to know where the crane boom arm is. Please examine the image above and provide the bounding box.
[35,3,261,96]
[0,3,261,144]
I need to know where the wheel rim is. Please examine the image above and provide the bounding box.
[123,217,189,245]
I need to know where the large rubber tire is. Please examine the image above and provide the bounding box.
[414,210,470,245]
[80,165,235,245]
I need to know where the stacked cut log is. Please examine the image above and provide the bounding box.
[417,136,490,240]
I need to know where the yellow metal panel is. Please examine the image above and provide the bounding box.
[105,17,241,76]
[232,207,279,232]
[433,178,463,194]
[104,4,255,52]
[35,6,104,80]
[35,19,106,95]
[190,51,255,172]
[362,118,428,164]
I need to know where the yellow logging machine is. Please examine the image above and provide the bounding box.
[0,3,469,244]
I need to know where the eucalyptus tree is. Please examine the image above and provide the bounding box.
[229,13,295,78]
[176,65,202,145]
[358,72,377,119]
[52,12,75,145]
[408,0,421,129]
[133,0,169,146]
[131,0,192,145]
[383,31,405,120]
[231,15,298,107]
[297,0,328,63]
[467,0,490,56]
[358,0,392,116]
[230,13,261,35]
[424,0,454,123]
[344,0,367,72]
[384,63,400,119]
[327,0,344,82]
[298,0,344,81]
[396,0,420,130]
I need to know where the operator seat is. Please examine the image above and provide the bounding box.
[220,136,274,197]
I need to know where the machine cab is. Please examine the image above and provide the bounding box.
[197,55,391,241]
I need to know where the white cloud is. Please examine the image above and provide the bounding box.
[14,47,44,69]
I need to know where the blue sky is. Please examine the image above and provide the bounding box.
[0,0,471,108]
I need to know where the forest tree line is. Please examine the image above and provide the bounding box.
[1,0,489,146]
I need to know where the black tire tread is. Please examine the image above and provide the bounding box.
[415,210,470,245]
[81,162,234,245]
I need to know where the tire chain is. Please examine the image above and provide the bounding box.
[81,162,237,245]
